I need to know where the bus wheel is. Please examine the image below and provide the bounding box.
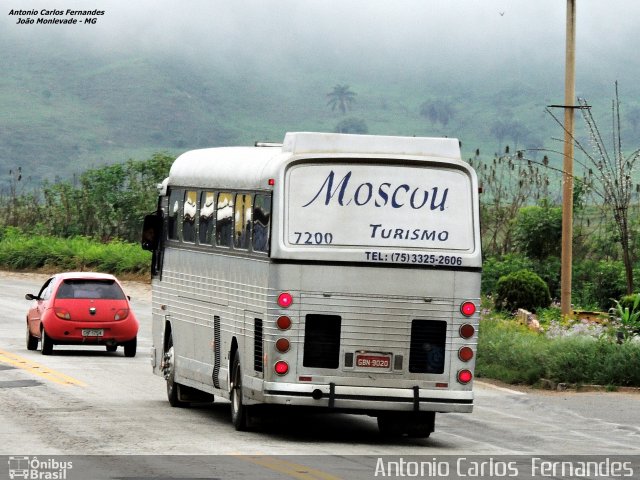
[406,412,435,438]
[377,412,435,438]
[230,355,251,430]
[164,334,189,407]
[377,413,404,437]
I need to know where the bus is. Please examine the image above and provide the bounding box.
[142,132,481,437]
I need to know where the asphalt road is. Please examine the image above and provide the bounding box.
[1,271,639,479]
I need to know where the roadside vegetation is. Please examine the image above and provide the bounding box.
[0,153,172,277]
[0,89,639,386]
[472,87,640,388]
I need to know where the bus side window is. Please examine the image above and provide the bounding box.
[252,194,271,253]
[199,191,215,245]
[167,189,182,241]
[216,192,234,248]
[183,190,197,243]
[234,193,252,250]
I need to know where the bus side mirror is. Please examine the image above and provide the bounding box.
[141,214,163,251]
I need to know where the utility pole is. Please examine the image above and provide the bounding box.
[560,0,576,317]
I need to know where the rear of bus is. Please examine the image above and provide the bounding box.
[263,133,481,436]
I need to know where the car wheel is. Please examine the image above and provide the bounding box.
[106,345,118,352]
[230,354,251,430]
[164,333,189,407]
[26,325,38,351]
[41,328,53,355]
[123,337,137,357]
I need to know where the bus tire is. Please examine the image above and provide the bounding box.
[376,413,404,437]
[165,333,189,408]
[406,412,435,438]
[377,412,434,438]
[230,355,251,431]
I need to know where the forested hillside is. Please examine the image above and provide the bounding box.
[3,21,640,190]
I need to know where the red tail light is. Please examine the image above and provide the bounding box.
[277,292,293,308]
[55,308,71,320]
[457,369,473,384]
[114,309,129,320]
[276,315,292,330]
[459,324,475,339]
[275,338,290,353]
[460,301,476,317]
[458,346,474,362]
[274,360,289,375]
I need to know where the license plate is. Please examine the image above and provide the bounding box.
[355,353,391,369]
[82,329,104,337]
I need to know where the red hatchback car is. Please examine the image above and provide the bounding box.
[25,272,139,357]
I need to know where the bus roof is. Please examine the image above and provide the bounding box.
[167,132,462,190]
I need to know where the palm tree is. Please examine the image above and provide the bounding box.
[327,84,356,114]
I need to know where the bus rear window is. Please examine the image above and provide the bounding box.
[285,163,475,251]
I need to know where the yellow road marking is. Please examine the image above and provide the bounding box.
[235,455,343,480]
[0,350,86,387]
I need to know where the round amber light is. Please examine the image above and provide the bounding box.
[459,324,475,339]
[458,346,474,362]
[276,316,292,330]
[275,338,290,353]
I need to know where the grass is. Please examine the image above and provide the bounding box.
[476,312,640,387]
[0,229,149,276]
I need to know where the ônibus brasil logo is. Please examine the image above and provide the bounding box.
[8,456,73,479]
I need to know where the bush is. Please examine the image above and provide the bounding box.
[512,203,562,259]
[573,260,626,310]
[481,254,533,295]
[495,269,551,313]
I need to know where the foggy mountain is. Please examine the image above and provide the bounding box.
[1,0,639,186]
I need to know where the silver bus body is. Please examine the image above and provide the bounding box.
[147,132,481,435]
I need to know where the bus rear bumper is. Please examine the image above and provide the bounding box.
[259,382,473,413]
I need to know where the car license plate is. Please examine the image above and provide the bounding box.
[355,353,391,370]
[82,329,104,337]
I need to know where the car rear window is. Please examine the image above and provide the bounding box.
[55,280,126,300]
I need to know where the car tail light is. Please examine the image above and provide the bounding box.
[458,346,474,362]
[55,308,71,320]
[460,301,476,317]
[114,309,129,320]
[274,360,289,375]
[277,292,293,308]
[459,324,475,339]
[275,338,290,353]
[276,315,292,330]
[457,369,473,384]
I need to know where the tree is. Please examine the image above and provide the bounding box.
[512,202,562,259]
[468,149,554,256]
[326,84,356,114]
[334,117,368,134]
[490,119,529,150]
[419,100,455,127]
[547,82,640,294]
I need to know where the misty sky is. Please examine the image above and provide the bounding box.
[3,0,639,87]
